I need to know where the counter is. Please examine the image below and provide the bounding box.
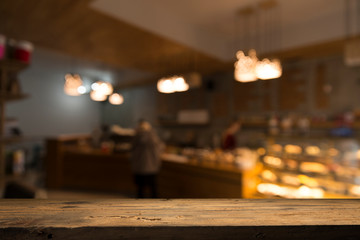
[45,136,260,198]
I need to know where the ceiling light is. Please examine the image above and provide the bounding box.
[157,75,190,93]
[234,50,258,82]
[234,1,282,83]
[91,81,113,95]
[64,73,84,96]
[109,93,124,105]
[90,90,107,101]
[157,78,175,93]
[173,77,189,92]
[256,58,282,80]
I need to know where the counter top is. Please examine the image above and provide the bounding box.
[161,153,258,174]
[63,147,257,174]
[1,199,360,239]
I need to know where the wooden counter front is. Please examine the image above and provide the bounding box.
[45,138,260,198]
[1,199,360,239]
[159,155,260,198]
[61,149,134,195]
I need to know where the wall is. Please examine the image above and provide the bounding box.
[6,48,149,138]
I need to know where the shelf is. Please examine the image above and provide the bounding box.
[258,137,360,198]
[0,59,29,72]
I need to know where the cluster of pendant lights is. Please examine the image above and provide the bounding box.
[234,49,282,83]
[157,76,189,94]
[64,74,124,105]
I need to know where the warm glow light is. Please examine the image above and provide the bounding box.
[350,185,360,196]
[298,175,319,188]
[91,81,113,95]
[281,174,300,186]
[256,58,282,80]
[64,74,84,96]
[173,77,189,92]
[305,146,321,156]
[261,170,277,182]
[257,147,266,156]
[157,76,189,93]
[157,78,175,93]
[257,183,324,198]
[90,90,107,101]
[234,49,258,82]
[109,93,124,105]
[263,155,284,168]
[284,144,302,154]
[300,162,328,174]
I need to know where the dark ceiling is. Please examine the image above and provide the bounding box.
[0,0,230,78]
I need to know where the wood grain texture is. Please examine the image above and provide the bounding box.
[1,199,360,227]
[1,199,360,239]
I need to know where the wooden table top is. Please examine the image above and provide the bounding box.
[1,199,360,228]
[2,199,360,239]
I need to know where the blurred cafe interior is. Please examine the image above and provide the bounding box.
[1,0,360,200]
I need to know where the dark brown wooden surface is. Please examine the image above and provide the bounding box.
[1,199,360,239]
[62,150,134,194]
[159,159,244,198]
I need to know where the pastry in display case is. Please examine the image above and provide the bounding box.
[257,137,360,198]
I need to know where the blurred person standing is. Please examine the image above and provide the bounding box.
[221,120,241,150]
[131,119,163,198]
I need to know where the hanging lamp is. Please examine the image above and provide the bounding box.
[109,93,124,105]
[234,49,258,82]
[64,74,84,96]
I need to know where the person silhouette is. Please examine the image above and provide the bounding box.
[131,119,163,198]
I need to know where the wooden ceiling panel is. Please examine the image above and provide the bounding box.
[0,0,228,76]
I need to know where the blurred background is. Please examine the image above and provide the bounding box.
[0,0,360,199]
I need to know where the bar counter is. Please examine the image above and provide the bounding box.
[1,199,360,239]
[45,137,260,198]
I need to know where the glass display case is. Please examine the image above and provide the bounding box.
[257,136,360,198]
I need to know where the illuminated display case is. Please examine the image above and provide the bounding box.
[257,136,360,198]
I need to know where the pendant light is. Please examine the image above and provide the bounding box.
[256,58,282,80]
[234,0,282,82]
[90,89,107,101]
[109,93,124,105]
[157,76,189,93]
[234,49,258,82]
[64,73,84,96]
